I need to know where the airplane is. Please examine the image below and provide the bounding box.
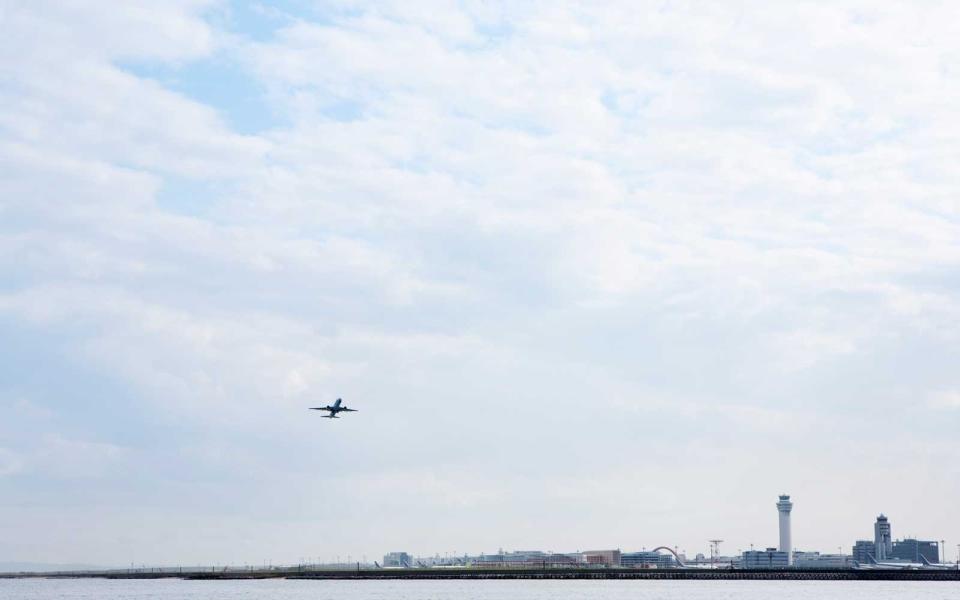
[919,555,958,570]
[309,398,357,419]
[856,553,923,570]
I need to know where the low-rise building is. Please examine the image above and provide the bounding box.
[534,553,581,567]
[793,552,851,568]
[742,548,789,569]
[382,552,412,568]
[582,549,621,567]
[621,551,676,568]
[852,540,876,564]
[474,550,585,567]
[473,550,546,567]
[890,539,939,563]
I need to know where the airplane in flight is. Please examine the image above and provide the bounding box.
[309,398,357,419]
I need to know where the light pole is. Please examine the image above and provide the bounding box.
[709,540,723,567]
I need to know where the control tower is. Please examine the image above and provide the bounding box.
[874,514,892,560]
[777,494,793,565]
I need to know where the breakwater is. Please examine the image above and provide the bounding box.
[4,567,959,581]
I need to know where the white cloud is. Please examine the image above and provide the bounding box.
[31,434,127,479]
[928,390,960,410]
[0,448,24,477]
[1,0,959,565]
[11,398,55,421]
[1,1,219,62]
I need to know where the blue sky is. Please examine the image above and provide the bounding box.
[1,0,959,566]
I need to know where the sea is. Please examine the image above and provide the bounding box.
[1,579,959,600]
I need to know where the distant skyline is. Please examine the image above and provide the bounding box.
[1,1,959,566]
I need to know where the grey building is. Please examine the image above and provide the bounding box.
[742,548,790,569]
[793,552,851,568]
[890,539,939,564]
[382,552,412,567]
[621,551,676,568]
[852,540,876,564]
[874,515,892,560]
[473,550,571,567]
[582,550,622,567]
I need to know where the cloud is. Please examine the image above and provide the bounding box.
[29,434,127,479]
[928,390,960,410]
[0,448,24,477]
[1,0,959,565]
[11,398,55,421]
[1,1,219,62]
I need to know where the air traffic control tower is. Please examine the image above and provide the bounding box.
[777,494,793,565]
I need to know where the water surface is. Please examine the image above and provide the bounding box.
[2,578,959,600]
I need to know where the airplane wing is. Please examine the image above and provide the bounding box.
[339,407,358,412]
[309,407,333,412]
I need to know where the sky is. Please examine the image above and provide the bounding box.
[1,0,959,567]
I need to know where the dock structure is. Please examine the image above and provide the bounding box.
[4,567,959,581]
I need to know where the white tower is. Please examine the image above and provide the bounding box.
[777,494,793,565]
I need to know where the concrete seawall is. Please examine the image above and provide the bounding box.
[4,567,959,581]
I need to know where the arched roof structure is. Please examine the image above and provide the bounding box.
[648,546,686,567]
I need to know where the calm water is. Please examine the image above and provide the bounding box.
[1,579,959,600]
